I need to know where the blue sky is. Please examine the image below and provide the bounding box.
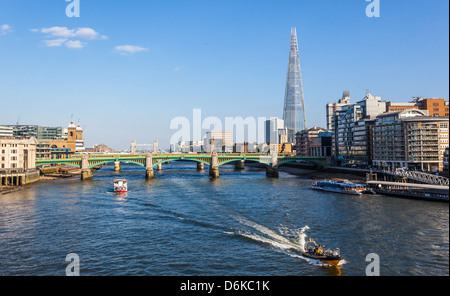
[1,0,448,149]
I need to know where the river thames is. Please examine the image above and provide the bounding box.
[0,163,448,276]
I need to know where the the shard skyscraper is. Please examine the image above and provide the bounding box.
[283,28,307,143]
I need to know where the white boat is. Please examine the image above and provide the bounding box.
[311,180,366,195]
[114,179,128,193]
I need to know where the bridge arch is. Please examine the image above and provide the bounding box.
[87,159,146,169]
[276,158,325,168]
[35,162,81,169]
[153,157,211,167]
[218,158,272,167]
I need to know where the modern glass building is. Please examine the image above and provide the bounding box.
[283,28,307,143]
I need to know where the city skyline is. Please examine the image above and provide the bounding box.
[0,0,449,149]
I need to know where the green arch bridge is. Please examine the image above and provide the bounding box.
[35,153,326,179]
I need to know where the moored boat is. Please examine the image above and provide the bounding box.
[114,179,128,193]
[311,179,367,195]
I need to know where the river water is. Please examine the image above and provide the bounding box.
[0,163,448,276]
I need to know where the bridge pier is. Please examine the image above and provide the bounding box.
[157,163,162,171]
[146,152,154,179]
[235,160,245,170]
[266,166,279,178]
[266,152,279,178]
[209,152,219,179]
[81,154,93,180]
[197,162,204,171]
[114,161,120,172]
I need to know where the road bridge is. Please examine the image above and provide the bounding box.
[35,153,326,180]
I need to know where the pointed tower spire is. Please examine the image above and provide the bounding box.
[283,27,307,142]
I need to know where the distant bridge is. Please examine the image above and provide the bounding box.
[35,153,326,179]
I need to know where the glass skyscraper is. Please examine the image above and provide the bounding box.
[283,27,307,143]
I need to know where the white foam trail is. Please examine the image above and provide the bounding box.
[232,216,343,267]
[297,225,310,249]
[234,216,302,249]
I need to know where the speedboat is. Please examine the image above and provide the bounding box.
[298,238,342,265]
[311,179,367,195]
[114,179,128,193]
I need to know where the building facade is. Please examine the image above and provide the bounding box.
[264,118,286,144]
[0,126,14,138]
[283,28,307,143]
[204,131,233,153]
[8,125,63,140]
[386,97,449,117]
[39,121,85,159]
[326,91,351,130]
[372,109,449,171]
[332,92,386,166]
[295,126,329,157]
[0,137,40,186]
[444,147,449,174]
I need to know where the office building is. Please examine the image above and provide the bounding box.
[283,28,307,142]
[0,126,13,138]
[372,109,449,171]
[264,118,286,144]
[386,97,449,117]
[204,131,233,153]
[0,137,40,186]
[8,125,63,140]
[295,126,329,157]
[332,92,386,166]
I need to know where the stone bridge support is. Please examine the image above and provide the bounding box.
[81,154,93,180]
[235,160,245,170]
[197,162,204,171]
[146,152,154,179]
[265,166,279,178]
[157,163,162,171]
[265,153,279,178]
[114,161,120,172]
[209,152,219,179]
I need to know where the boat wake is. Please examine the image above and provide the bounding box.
[229,216,346,267]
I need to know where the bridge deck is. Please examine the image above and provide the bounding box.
[366,181,449,190]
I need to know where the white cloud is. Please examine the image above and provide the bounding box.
[42,38,84,49]
[114,45,149,55]
[32,26,106,49]
[73,27,99,40]
[1,24,12,35]
[40,26,74,38]
[65,40,84,49]
[44,38,68,47]
[36,26,106,40]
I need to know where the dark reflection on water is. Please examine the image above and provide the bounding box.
[0,163,448,276]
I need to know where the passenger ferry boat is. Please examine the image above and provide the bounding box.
[113,179,128,193]
[311,180,367,195]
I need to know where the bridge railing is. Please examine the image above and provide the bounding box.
[382,169,450,186]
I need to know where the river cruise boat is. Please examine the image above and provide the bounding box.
[113,179,128,193]
[311,180,367,195]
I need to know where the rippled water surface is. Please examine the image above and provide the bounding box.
[0,163,448,276]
